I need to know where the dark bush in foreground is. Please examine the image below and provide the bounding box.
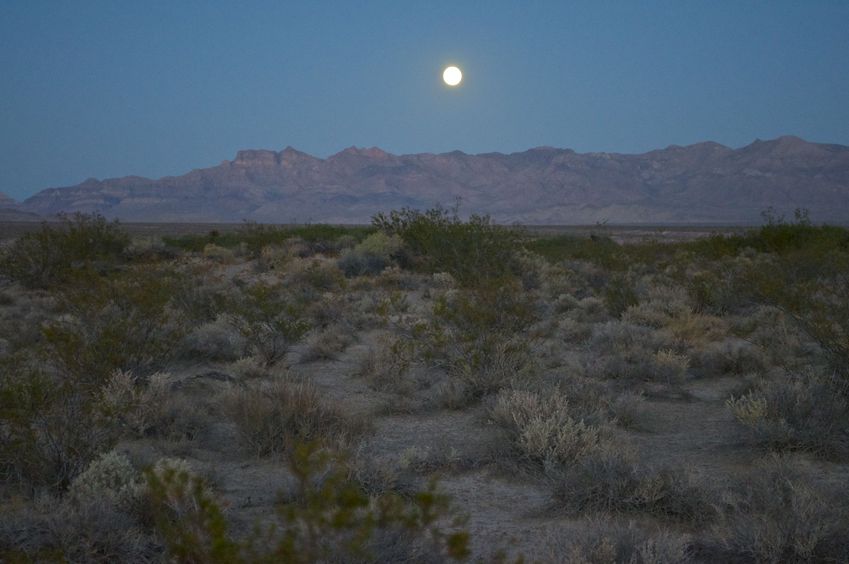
[146,443,470,563]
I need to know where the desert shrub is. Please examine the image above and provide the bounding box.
[552,447,711,523]
[603,274,639,317]
[299,324,356,362]
[414,280,539,406]
[357,336,417,396]
[285,257,345,292]
[164,223,373,257]
[693,337,767,378]
[0,496,158,563]
[181,316,246,361]
[703,455,849,563]
[98,370,205,440]
[726,371,849,457]
[222,378,369,457]
[223,282,310,366]
[171,269,232,323]
[0,213,129,288]
[337,232,403,277]
[372,206,521,286]
[437,340,535,408]
[145,443,470,563]
[338,250,389,277]
[585,321,686,385]
[610,391,649,430]
[525,233,623,269]
[545,520,691,564]
[0,356,117,494]
[42,267,186,386]
[491,389,611,474]
[67,450,143,510]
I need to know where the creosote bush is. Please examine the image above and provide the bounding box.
[0,355,117,494]
[43,266,186,386]
[222,282,311,366]
[372,205,521,286]
[0,213,129,288]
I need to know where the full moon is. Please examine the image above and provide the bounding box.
[443,66,462,86]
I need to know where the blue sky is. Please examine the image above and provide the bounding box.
[1,1,848,200]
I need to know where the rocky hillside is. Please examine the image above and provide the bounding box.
[19,136,849,224]
[0,192,40,221]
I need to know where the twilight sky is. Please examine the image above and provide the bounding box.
[1,1,848,200]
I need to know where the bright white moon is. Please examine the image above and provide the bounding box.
[443,66,462,86]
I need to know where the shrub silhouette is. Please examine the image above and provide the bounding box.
[1,213,129,288]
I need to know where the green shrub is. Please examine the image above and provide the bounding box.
[0,356,117,493]
[0,213,129,288]
[372,206,521,286]
[223,282,311,366]
[414,279,539,405]
[145,443,470,563]
[163,223,374,257]
[525,233,623,268]
[603,274,639,317]
[42,267,186,386]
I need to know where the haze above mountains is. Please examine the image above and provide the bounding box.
[5,136,849,224]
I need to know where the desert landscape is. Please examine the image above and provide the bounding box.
[1,209,847,562]
[3,2,848,562]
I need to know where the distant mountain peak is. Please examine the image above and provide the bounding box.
[332,146,392,159]
[19,136,849,224]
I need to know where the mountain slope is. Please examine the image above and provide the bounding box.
[20,136,849,224]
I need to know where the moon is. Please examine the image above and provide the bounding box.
[443,66,462,86]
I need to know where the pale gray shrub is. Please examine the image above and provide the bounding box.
[67,450,143,510]
[491,389,612,473]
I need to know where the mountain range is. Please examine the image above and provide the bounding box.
[9,136,849,224]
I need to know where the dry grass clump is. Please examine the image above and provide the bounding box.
[662,312,728,348]
[726,370,849,457]
[491,389,612,474]
[552,447,711,524]
[693,337,767,378]
[609,391,650,430]
[438,339,535,408]
[544,520,692,564]
[180,315,246,361]
[702,456,849,563]
[0,496,158,563]
[98,370,207,441]
[222,378,370,457]
[299,324,356,362]
[357,336,416,396]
